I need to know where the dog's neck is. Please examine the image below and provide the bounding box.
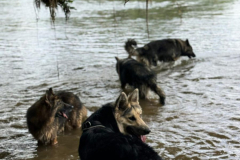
[84,103,120,133]
[175,39,184,54]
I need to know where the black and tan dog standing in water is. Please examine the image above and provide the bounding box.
[26,88,87,145]
[125,38,196,66]
[115,57,165,105]
[79,89,162,160]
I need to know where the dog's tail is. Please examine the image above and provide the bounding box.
[148,79,166,105]
[125,39,138,58]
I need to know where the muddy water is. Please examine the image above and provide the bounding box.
[0,0,240,159]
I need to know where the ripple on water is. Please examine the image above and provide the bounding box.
[0,0,240,159]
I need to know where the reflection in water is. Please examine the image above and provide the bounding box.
[0,0,240,159]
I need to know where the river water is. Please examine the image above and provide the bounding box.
[0,0,240,159]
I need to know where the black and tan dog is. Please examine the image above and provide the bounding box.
[125,38,196,66]
[56,91,88,130]
[115,57,165,105]
[79,89,162,160]
[26,88,87,145]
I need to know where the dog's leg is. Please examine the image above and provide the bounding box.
[148,80,165,105]
[139,85,148,99]
[120,80,127,89]
[156,86,166,105]
[38,140,44,145]
[50,137,58,145]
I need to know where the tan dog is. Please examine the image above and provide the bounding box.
[114,89,150,137]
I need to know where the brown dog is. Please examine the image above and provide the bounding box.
[56,91,88,130]
[26,88,87,145]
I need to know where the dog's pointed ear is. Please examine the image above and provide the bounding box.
[115,57,120,62]
[128,89,139,103]
[45,88,55,106]
[186,39,190,46]
[143,44,149,50]
[115,92,129,111]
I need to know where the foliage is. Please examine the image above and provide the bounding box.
[35,0,75,22]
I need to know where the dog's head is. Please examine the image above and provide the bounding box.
[181,39,196,58]
[114,89,150,141]
[45,88,73,119]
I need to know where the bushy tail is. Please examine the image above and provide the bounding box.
[125,39,138,58]
[148,80,166,105]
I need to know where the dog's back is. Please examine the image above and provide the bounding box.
[115,58,165,104]
[116,58,156,87]
[79,103,162,160]
[146,39,181,61]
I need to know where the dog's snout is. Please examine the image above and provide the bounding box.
[191,52,196,57]
[143,128,151,135]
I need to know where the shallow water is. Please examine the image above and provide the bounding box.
[0,0,240,159]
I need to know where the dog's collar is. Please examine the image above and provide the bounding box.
[82,121,106,132]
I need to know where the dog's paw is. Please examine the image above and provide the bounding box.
[160,97,165,105]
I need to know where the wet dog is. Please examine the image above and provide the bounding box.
[26,88,73,145]
[79,89,162,160]
[125,38,196,66]
[26,88,87,145]
[56,91,88,130]
[115,57,165,105]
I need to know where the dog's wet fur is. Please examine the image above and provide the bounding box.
[115,57,165,105]
[79,89,162,160]
[26,88,87,145]
[56,91,88,130]
[125,38,196,66]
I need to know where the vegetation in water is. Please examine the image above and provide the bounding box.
[34,0,75,21]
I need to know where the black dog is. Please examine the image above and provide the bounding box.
[79,89,162,160]
[115,57,165,105]
[125,38,196,66]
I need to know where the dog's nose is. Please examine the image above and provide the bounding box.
[143,128,151,135]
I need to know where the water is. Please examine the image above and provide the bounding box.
[0,0,240,159]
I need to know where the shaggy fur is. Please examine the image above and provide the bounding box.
[125,38,196,66]
[26,88,73,145]
[56,91,88,130]
[79,89,162,160]
[115,57,165,105]
[26,88,88,145]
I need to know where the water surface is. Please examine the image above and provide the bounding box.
[0,0,240,159]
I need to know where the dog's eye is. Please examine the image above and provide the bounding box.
[129,116,136,121]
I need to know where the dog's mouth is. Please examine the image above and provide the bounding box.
[140,135,147,143]
[188,54,196,58]
[126,127,149,143]
[57,111,68,119]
